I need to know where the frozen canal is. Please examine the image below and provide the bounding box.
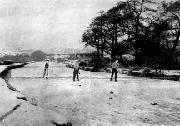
[1,62,180,126]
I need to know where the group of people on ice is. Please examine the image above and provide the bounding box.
[43,59,119,82]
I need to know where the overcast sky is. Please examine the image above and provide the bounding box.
[0,0,119,51]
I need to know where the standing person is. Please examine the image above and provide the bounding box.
[43,59,49,79]
[110,60,119,82]
[73,60,80,81]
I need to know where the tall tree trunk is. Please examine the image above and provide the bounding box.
[134,17,140,64]
[170,28,180,55]
[100,23,104,62]
[114,23,118,60]
[97,39,102,69]
[111,25,115,62]
[101,38,104,61]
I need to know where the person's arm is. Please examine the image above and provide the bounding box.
[111,63,113,68]
[78,65,80,74]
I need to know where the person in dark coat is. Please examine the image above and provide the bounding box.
[110,60,119,82]
[73,60,80,81]
[43,59,49,79]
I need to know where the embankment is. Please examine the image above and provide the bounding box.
[0,63,28,92]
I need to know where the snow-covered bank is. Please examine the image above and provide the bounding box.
[0,63,32,125]
[0,63,28,92]
[0,75,22,124]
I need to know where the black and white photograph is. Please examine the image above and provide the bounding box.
[0,0,180,125]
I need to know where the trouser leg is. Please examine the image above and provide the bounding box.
[73,70,76,81]
[46,68,48,78]
[77,71,79,81]
[111,69,115,81]
[115,69,117,81]
[43,68,46,78]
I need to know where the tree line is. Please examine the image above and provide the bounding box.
[0,50,47,63]
[82,0,180,70]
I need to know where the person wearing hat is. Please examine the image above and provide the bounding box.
[73,60,80,81]
[43,59,50,79]
[110,60,119,82]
